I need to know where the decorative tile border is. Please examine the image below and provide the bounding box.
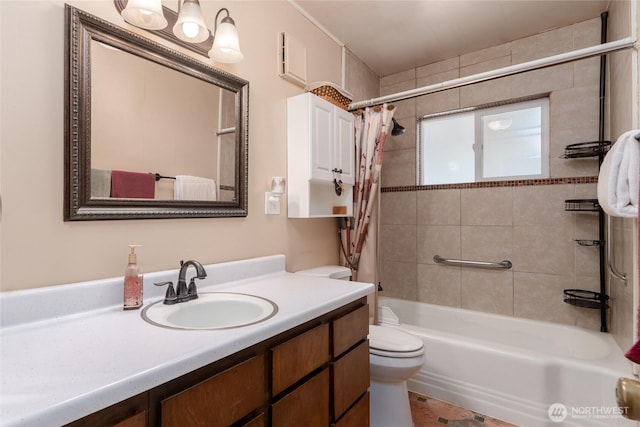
[381,176,598,193]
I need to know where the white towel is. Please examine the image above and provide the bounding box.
[90,168,112,198]
[597,130,639,218]
[174,175,217,201]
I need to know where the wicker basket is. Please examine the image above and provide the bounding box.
[307,82,352,110]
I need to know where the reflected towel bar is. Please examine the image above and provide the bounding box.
[154,173,176,181]
[433,255,512,270]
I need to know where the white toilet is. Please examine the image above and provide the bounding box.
[295,266,425,427]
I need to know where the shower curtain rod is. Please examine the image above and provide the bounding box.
[349,37,636,110]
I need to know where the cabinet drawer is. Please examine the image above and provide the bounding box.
[161,354,266,427]
[271,368,330,427]
[272,323,330,395]
[332,340,370,419]
[333,304,369,357]
[333,393,369,427]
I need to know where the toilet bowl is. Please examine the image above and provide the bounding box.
[295,266,426,427]
[368,324,425,427]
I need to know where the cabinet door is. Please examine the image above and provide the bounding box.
[272,323,330,396]
[333,304,369,357]
[310,97,335,182]
[334,393,369,427]
[160,355,266,427]
[332,341,370,420]
[272,368,330,427]
[334,108,355,185]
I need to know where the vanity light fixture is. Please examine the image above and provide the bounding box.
[117,1,243,62]
[173,0,210,43]
[209,8,244,63]
[121,0,168,30]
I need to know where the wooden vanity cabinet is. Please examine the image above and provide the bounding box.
[64,298,369,427]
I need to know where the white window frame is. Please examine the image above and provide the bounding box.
[417,96,550,185]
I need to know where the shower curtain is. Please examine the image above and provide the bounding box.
[340,104,395,283]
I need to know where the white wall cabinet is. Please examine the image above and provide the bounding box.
[287,93,355,218]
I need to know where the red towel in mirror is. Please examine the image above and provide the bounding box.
[110,170,155,199]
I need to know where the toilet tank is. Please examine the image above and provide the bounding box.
[295,265,352,280]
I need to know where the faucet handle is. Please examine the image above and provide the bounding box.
[187,278,199,300]
[154,281,178,305]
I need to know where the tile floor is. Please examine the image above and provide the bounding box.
[409,392,518,427]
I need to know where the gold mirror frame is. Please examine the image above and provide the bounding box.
[64,5,249,220]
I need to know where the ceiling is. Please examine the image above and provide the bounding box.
[292,0,612,77]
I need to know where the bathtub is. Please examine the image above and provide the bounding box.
[378,296,636,427]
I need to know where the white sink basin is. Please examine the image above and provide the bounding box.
[142,292,278,330]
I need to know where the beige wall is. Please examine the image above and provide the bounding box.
[345,48,380,103]
[378,13,636,337]
[0,0,349,291]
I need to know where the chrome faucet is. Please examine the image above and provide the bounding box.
[154,260,207,305]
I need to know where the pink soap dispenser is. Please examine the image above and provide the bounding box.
[123,244,143,310]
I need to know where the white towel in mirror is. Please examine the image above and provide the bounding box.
[91,168,112,198]
[597,130,639,218]
[174,175,217,201]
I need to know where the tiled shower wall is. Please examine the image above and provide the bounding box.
[378,15,634,338]
[380,182,602,330]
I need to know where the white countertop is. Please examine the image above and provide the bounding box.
[0,255,374,426]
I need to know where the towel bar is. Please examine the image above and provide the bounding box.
[433,255,512,270]
[154,173,176,181]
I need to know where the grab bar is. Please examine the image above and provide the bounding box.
[433,255,512,270]
[606,214,627,283]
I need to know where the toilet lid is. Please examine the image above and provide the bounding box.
[368,325,424,353]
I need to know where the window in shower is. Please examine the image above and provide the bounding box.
[418,97,549,185]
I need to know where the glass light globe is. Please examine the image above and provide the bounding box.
[121,0,167,30]
[173,0,209,43]
[209,21,243,63]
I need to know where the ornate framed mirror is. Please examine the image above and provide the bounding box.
[64,5,249,220]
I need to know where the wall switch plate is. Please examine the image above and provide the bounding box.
[265,192,281,215]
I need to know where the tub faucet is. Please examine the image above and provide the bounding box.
[176,260,207,303]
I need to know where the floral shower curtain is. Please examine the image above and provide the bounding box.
[340,104,395,282]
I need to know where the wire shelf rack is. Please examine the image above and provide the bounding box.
[563,289,609,310]
[560,141,611,158]
[564,199,601,212]
[575,239,604,247]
